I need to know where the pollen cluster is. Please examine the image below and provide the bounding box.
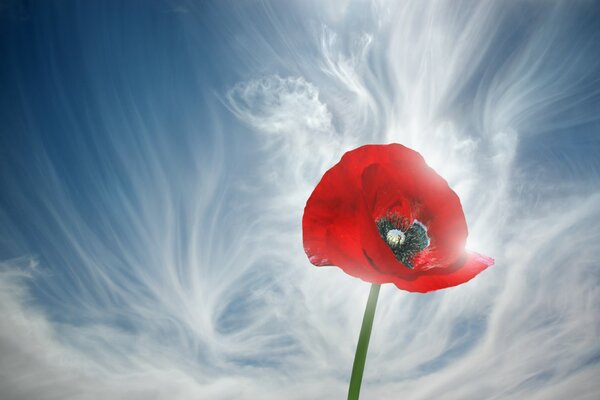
[376,216,430,269]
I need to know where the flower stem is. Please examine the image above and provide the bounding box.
[348,283,381,400]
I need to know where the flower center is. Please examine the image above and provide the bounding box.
[386,229,405,247]
[376,216,430,269]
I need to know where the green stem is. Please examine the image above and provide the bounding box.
[348,283,381,400]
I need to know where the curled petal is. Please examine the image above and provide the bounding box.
[389,251,495,293]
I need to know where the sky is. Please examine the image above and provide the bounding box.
[0,0,599,399]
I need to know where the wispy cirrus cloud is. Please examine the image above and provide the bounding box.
[0,0,599,399]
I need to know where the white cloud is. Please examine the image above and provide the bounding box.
[1,0,599,399]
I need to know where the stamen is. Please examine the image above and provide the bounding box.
[376,215,430,269]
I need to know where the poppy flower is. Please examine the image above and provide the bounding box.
[302,143,494,293]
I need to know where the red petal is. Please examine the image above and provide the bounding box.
[302,151,390,283]
[389,251,495,293]
[303,144,422,280]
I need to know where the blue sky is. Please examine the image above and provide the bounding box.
[1,1,599,399]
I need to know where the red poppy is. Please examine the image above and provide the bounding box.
[302,143,494,293]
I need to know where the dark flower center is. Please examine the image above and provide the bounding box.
[376,215,430,269]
